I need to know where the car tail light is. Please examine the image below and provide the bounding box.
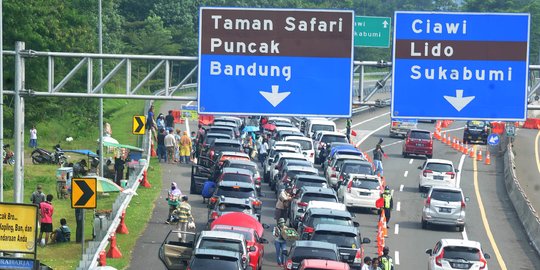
[347,181,353,193]
[353,248,362,264]
[210,150,215,159]
[310,152,314,157]
[461,200,466,210]
[446,172,455,179]
[435,249,444,266]
[423,170,433,177]
[210,197,218,204]
[252,200,262,207]
[304,226,314,233]
[297,202,308,207]
[286,259,293,270]
[210,211,219,220]
[425,196,431,207]
[392,122,398,127]
[256,177,261,184]
[339,175,344,181]
[479,252,487,269]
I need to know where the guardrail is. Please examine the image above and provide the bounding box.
[75,104,152,270]
[504,137,540,255]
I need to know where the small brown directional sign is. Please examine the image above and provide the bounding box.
[71,178,97,209]
[132,115,146,135]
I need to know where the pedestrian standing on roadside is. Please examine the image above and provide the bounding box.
[362,256,372,270]
[157,113,165,131]
[29,125,38,148]
[275,188,292,222]
[165,182,182,224]
[31,184,46,206]
[165,110,175,132]
[346,118,352,143]
[258,137,268,166]
[39,194,54,246]
[157,128,167,162]
[180,131,192,164]
[165,130,177,164]
[273,218,288,267]
[177,196,193,242]
[146,105,156,131]
[174,129,182,163]
[190,131,197,161]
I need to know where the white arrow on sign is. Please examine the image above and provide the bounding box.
[382,20,389,28]
[443,89,475,112]
[260,85,290,107]
[489,136,499,144]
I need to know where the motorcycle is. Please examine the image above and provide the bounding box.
[31,144,67,165]
[2,144,15,166]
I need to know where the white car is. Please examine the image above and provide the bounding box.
[283,136,315,164]
[269,152,309,189]
[337,174,381,210]
[325,154,365,188]
[263,146,300,182]
[313,131,349,164]
[272,141,303,153]
[418,159,459,192]
[426,239,490,270]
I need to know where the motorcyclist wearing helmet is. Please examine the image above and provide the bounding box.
[379,246,394,270]
[382,185,393,228]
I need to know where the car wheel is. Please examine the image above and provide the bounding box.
[418,184,423,193]
[402,152,408,158]
[458,225,464,232]
[421,219,428,229]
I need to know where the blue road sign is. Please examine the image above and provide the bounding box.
[487,133,500,145]
[198,8,354,117]
[392,12,530,121]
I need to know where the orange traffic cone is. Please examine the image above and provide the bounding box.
[442,132,447,144]
[151,140,157,158]
[106,233,122,258]
[453,138,458,150]
[477,149,483,162]
[447,135,452,146]
[377,229,385,256]
[469,146,475,158]
[464,143,469,155]
[381,210,388,238]
[485,151,491,165]
[459,141,464,153]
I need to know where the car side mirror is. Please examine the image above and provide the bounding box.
[465,197,470,202]
[362,237,370,244]
[262,223,270,229]
[425,249,433,255]
[484,253,491,259]
[353,221,360,227]
[418,166,422,170]
[259,238,269,244]
[455,169,460,173]
[249,246,256,252]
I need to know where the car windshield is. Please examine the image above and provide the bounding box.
[321,135,347,144]
[342,164,373,175]
[301,193,337,203]
[431,190,462,202]
[311,232,359,248]
[291,247,338,263]
[205,135,230,144]
[199,239,242,253]
[214,144,242,152]
[425,163,453,172]
[222,174,252,183]
[216,187,255,199]
[443,246,481,261]
[288,139,313,150]
[190,256,239,269]
[228,164,257,174]
[410,131,431,140]
[312,124,335,132]
[350,178,380,189]
[468,121,486,128]
[310,216,352,227]
[218,203,252,212]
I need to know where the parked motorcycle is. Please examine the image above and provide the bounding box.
[31,144,67,165]
[2,144,15,166]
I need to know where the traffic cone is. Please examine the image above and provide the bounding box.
[485,151,491,165]
[377,230,385,256]
[140,170,151,188]
[106,233,122,258]
[464,143,469,155]
[99,250,107,266]
[381,210,388,238]
[452,138,457,150]
[442,132,447,144]
[469,146,475,158]
[151,140,157,158]
[116,211,129,234]
[458,141,464,153]
[477,149,483,162]
[446,135,452,146]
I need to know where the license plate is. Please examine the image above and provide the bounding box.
[416,143,423,146]
[439,207,451,213]
[359,192,370,196]
[451,262,470,269]
[433,175,444,180]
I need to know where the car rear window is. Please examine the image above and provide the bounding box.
[301,193,337,203]
[291,247,338,263]
[310,216,352,227]
[425,163,453,172]
[431,190,462,202]
[218,203,252,212]
[286,160,312,168]
[222,173,252,183]
[410,131,431,140]
[214,229,253,241]
[214,144,242,152]
[228,164,257,174]
[311,231,359,248]
[288,170,317,179]
[190,256,239,269]
[350,178,380,190]
[297,179,326,189]
[216,186,255,198]
[443,246,480,261]
[205,135,230,144]
[321,135,347,144]
[199,239,242,253]
[342,164,373,175]
[468,121,486,128]
[312,124,335,132]
[287,139,313,150]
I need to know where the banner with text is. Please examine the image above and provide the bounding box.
[0,203,38,253]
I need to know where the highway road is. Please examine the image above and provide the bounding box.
[129,102,540,270]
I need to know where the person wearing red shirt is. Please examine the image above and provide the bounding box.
[39,194,54,246]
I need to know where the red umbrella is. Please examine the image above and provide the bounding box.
[210,212,264,238]
[262,123,276,131]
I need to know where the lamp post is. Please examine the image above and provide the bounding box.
[0,0,4,202]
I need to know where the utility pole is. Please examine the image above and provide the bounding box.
[13,41,25,203]
[98,0,104,178]
[1,0,4,202]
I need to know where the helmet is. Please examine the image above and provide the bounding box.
[278,218,286,225]
[384,185,390,191]
[383,246,389,253]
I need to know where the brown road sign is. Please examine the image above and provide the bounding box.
[132,115,146,135]
[71,178,97,209]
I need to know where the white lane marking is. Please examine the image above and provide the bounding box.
[409,159,413,164]
[399,184,404,191]
[355,123,390,147]
[339,111,390,132]
[395,251,400,265]
[456,154,466,188]
[394,224,399,235]
[396,201,401,212]
[462,227,468,241]
[445,126,465,132]
[366,140,403,152]
[184,101,193,134]
[404,171,408,178]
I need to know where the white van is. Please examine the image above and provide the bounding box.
[304,119,337,138]
[284,136,315,164]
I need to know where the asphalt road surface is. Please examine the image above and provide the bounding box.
[129,102,540,270]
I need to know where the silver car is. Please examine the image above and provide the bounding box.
[422,186,468,232]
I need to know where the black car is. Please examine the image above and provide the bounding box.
[189,249,246,270]
[297,207,358,240]
[463,120,490,145]
[284,240,340,270]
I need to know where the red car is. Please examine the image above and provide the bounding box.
[299,259,350,270]
[210,212,268,270]
[402,129,433,158]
